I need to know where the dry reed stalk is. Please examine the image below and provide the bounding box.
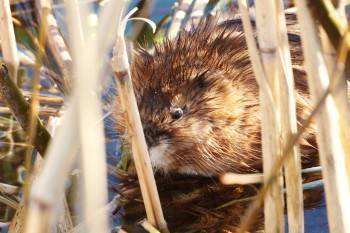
[64,0,109,232]
[0,0,19,83]
[294,0,350,232]
[35,0,72,94]
[185,0,209,29]
[112,3,168,232]
[275,1,304,232]
[167,0,194,38]
[254,1,284,232]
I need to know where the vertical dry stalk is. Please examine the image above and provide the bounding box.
[295,0,350,232]
[65,0,109,232]
[167,0,194,38]
[0,0,19,83]
[35,0,72,94]
[254,1,284,232]
[112,5,168,232]
[275,1,304,233]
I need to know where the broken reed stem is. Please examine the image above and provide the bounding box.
[112,11,168,230]
[0,64,51,155]
[0,0,19,83]
[35,0,72,94]
[167,0,194,38]
[254,1,284,232]
[275,0,304,232]
[295,0,350,232]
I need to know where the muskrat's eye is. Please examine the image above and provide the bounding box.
[170,107,183,120]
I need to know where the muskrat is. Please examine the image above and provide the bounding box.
[113,18,318,177]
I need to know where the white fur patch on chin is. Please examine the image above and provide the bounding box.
[149,143,171,172]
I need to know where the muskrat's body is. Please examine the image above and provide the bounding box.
[114,19,318,176]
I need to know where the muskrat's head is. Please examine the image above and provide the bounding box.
[114,21,263,176]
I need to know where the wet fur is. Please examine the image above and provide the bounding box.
[114,19,318,176]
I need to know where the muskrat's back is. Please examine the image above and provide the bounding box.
[114,19,318,176]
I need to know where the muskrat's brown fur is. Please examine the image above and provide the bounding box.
[114,18,318,177]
